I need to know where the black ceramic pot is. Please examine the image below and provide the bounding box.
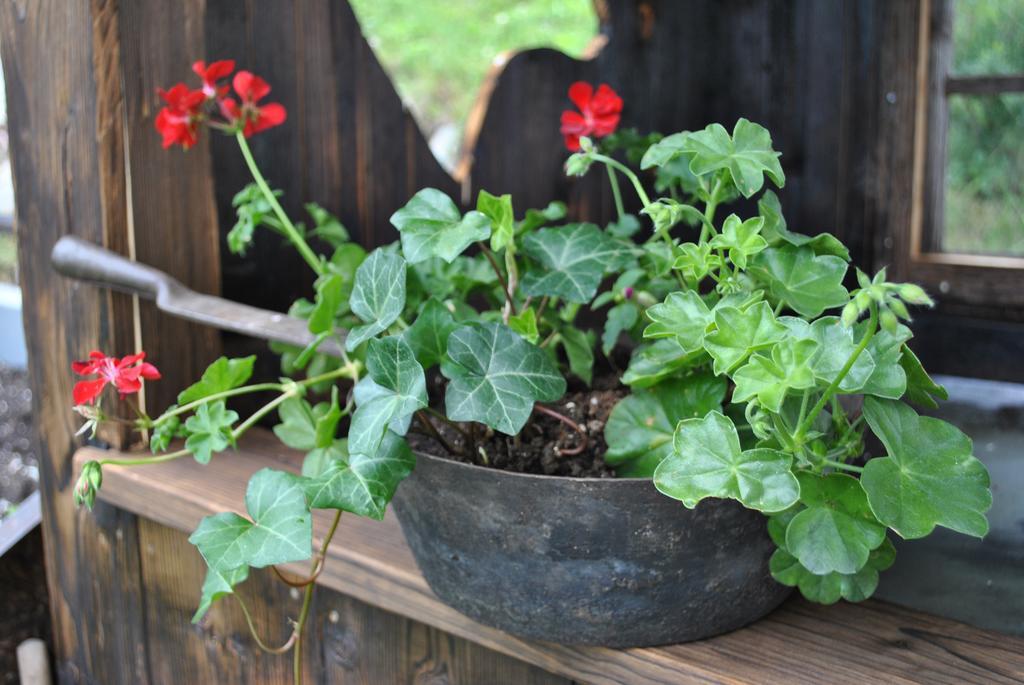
[391,450,790,648]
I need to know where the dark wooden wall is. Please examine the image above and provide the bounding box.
[2,0,1002,683]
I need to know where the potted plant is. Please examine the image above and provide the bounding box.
[70,62,991,677]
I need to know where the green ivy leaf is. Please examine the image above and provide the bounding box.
[710,214,767,269]
[785,472,886,575]
[703,301,787,375]
[602,302,638,356]
[184,401,239,464]
[770,539,895,604]
[391,188,490,264]
[758,191,850,260]
[654,411,799,511]
[326,243,368,300]
[303,431,414,519]
[861,397,991,539]
[177,356,256,405]
[401,298,457,368]
[302,439,348,479]
[520,223,632,303]
[748,244,849,317]
[441,323,566,434]
[508,307,539,344]
[621,339,705,388]
[349,337,427,458]
[347,249,407,351]
[643,290,713,352]
[605,373,726,477]
[477,190,515,253]
[899,345,948,409]
[192,564,249,623]
[559,327,594,384]
[189,468,311,573]
[676,119,785,198]
[732,338,819,412]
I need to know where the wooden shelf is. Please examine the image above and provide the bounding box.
[76,431,1024,685]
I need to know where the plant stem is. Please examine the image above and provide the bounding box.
[153,383,286,425]
[536,296,550,319]
[795,305,878,441]
[100,366,357,469]
[98,449,190,468]
[235,593,297,655]
[293,509,343,685]
[592,154,652,206]
[236,131,324,276]
[424,406,470,438]
[479,243,517,316]
[231,391,294,438]
[823,459,864,474]
[606,164,625,221]
[533,404,588,456]
[415,411,463,456]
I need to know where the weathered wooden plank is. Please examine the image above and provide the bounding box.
[137,498,571,684]
[0,1,152,682]
[117,0,223,411]
[76,432,1024,685]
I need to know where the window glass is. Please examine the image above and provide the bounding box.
[939,1,1024,256]
[943,94,1024,256]
[952,0,1024,75]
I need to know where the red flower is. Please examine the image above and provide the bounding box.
[221,70,287,138]
[559,82,623,152]
[192,59,235,98]
[154,83,206,149]
[72,351,161,406]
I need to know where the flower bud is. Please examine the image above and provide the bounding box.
[74,460,103,510]
[880,308,899,335]
[898,283,934,307]
[888,297,911,321]
[854,290,871,311]
[841,301,859,327]
[564,152,594,177]
[623,286,634,300]
[856,269,872,289]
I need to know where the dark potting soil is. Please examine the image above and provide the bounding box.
[407,374,626,478]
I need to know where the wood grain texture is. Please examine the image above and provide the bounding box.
[76,432,1024,685]
[0,1,152,682]
[117,0,223,411]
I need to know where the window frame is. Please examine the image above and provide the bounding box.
[908,0,1024,312]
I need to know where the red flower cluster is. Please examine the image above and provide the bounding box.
[559,82,623,152]
[154,59,287,149]
[72,351,161,406]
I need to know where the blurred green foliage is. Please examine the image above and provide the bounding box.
[943,0,1024,256]
[349,0,596,138]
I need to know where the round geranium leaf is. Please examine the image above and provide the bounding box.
[861,397,992,539]
[785,472,885,575]
[654,411,799,512]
